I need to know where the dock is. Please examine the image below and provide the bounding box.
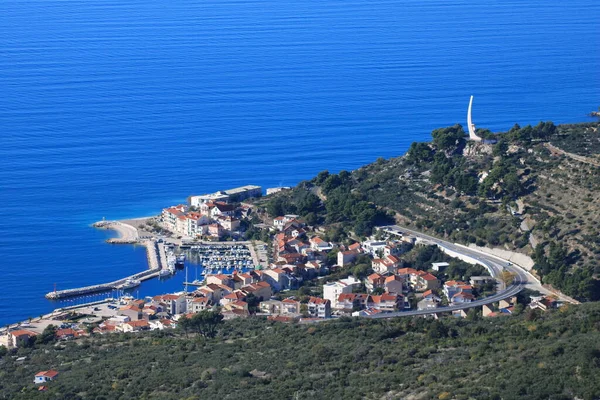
[45,239,165,300]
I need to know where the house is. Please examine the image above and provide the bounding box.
[529,296,562,311]
[421,290,441,302]
[415,272,439,291]
[206,274,233,288]
[223,300,249,312]
[8,330,37,348]
[279,252,307,265]
[220,290,247,306]
[452,309,468,318]
[337,293,360,313]
[352,308,383,317]
[370,293,402,312]
[119,320,151,332]
[417,299,439,310]
[153,294,187,315]
[210,202,236,217]
[384,275,404,294]
[365,273,386,293]
[217,216,240,232]
[470,275,495,287]
[361,240,388,256]
[451,292,475,304]
[262,268,290,292]
[348,242,362,252]
[34,370,59,384]
[309,236,333,251]
[208,223,224,238]
[443,281,472,302]
[281,298,301,315]
[337,250,358,267]
[118,305,143,321]
[55,328,76,340]
[190,297,212,313]
[372,255,400,274]
[241,281,272,301]
[259,300,283,315]
[323,276,360,309]
[307,297,331,318]
[149,319,175,330]
[337,293,371,313]
[274,216,286,230]
[431,262,449,272]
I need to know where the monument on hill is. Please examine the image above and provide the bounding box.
[467,95,482,141]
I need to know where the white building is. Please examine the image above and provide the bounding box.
[323,276,360,309]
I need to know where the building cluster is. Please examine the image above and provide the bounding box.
[160,185,260,239]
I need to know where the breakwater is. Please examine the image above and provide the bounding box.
[45,232,165,299]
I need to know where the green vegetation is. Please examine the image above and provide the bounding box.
[2,303,600,399]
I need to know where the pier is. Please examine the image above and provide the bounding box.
[45,239,165,300]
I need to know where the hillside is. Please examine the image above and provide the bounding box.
[254,121,600,301]
[2,303,600,399]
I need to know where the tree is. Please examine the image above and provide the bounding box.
[177,315,192,339]
[189,310,224,338]
[38,324,57,344]
[500,270,516,286]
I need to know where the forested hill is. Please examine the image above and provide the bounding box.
[2,302,600,399]
[257,120,600,301]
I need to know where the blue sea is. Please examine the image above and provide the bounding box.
[0,0,598,326]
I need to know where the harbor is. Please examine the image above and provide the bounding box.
[45,219,264,300]
[45,220,169,300]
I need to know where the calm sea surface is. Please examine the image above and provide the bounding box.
[0,0,598,325]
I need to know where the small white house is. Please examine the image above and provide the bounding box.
[34,370,59,384]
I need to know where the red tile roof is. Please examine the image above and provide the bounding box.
[35,370,59,378]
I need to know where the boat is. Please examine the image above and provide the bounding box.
[176,254,186,267]
[159,269,171,277]
[116,279,141,290]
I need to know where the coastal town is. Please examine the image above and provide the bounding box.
[1,184,568,365]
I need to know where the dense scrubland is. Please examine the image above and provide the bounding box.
[2,302,600,400]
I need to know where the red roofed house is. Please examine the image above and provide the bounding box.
[372,255,400,274]
[384,275,404,294]
[34,370,59,384]
[365,273,386,293]
[337,250,358,267]
[120,319,151,333]
[153,294,187,315]
[190,296,212,313]
[307,297,331,318]
[281,298,301,315]
[370,293,402,312]
[8,330,37,348]
[210,202,236,217]
[118,305,143,321]
[55,328,76,340]
[415,272,440,291]
[241,281,272,301]
[262,268,290,292]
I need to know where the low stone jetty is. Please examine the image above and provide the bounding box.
[45,239,164,300]
[93,220,139,244]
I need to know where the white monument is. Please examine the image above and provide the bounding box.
[467,95,482,141]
